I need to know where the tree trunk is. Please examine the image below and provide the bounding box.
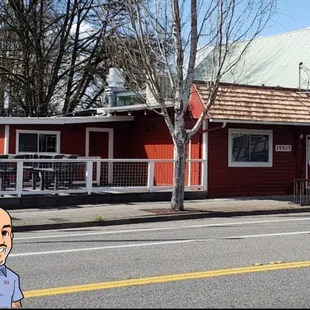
[171,129,187,211]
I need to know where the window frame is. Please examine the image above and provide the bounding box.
[228,128,273,167]
[16,130,61,154]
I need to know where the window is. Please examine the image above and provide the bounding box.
[228,129,273,167]
[16,130,60,154]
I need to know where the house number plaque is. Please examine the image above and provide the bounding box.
[275,145,292,152]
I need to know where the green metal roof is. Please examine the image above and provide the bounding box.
[194,27,310,90]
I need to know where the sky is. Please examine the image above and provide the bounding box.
[260,0,310,37]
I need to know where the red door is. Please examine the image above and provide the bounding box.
[89,131,109,158]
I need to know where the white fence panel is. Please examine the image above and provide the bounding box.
[0,158,205,198]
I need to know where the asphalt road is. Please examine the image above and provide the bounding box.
[6,212,310,308]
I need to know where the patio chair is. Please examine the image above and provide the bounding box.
[38,154,54,168]
[55,155,79,189]
[10,154,34,186]
[52,155,67,190]
[33,154,57,190]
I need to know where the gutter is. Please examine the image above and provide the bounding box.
[209,118,310,127]
[0,115,134,125]
[200,121,227,135]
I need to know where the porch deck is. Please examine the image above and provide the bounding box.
[0,157,206,199]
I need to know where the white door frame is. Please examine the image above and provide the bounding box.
[4,125,9,154]
[85,127,114,185]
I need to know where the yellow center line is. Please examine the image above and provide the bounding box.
[24,261,310,298]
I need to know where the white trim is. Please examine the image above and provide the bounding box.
[4,125,9,154]
[16,129,61,154]
[85,128,114,158]
[188,139,192,186]
[16,161,23,197]
[96,102,174,113]
[228,128,273,168]
[201,120,208,191]
[0,115,134,125]
[210,118,310,127]
[85,128,114,184]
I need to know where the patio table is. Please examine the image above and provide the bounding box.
[25,155,81,191]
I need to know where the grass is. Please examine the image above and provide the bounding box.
[93,214,104,222]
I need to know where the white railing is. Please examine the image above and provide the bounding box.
[0,158,206,197]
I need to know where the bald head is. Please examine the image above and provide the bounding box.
[0,209,12,227]
[0,208,13,265]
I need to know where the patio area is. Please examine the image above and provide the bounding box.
[0,156,205,198]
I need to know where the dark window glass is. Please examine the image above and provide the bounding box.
[39,134,57,153]
[19,133,38,152]
[232,133,269,163]
[250,135,269,162]
[232,133,250,162]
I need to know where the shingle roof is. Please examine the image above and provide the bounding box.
[194,28,310,90]
[191,82,310,124]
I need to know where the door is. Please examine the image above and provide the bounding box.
[88,131,111,185]
[89,131,109,158]
[307,136,310,179]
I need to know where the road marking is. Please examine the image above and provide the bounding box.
[219,231,310,239]
[14,217,310,240]
[10,239,196,257]
[10,230,310,257]
[24,260,310,298]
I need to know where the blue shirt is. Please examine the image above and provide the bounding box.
[0,265,23,308]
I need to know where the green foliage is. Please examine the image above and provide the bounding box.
[93,214,104,222]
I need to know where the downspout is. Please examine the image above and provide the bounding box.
[4,125,9,154]
[188,138,192,186]
[200,121,227,192]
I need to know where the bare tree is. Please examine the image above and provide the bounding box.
[0,0,127,116]
[109,0,276,211]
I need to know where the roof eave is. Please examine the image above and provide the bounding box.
[97,101,174,113]
[0,115,134,125]
[209,118,310,126]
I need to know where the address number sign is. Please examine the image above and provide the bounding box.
[275,145,292,152]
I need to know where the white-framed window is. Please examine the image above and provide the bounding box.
[228,128,273,167]
[16,130,61,154]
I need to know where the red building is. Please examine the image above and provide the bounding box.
[190,82,310,198]
[2,28,310,199]
[0,81,310,199]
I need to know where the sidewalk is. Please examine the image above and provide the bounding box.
[7,195,310,232]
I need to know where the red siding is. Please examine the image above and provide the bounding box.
[128,117,172,159]
[5,116,307,198]
[9,124,87,155]
[8,123,130,157]
[127,113,201,186]
[0,125,5,154]
[208,123,302,198]
[189,85,204,119]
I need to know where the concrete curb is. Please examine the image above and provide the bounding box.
[0,191,208,209]
[13,207,310,232]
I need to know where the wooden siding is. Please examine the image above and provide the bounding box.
[3,115,308,198]
[6,118,201,189]
[8,123,129,158]
[9,124,86,155]
[128,114,201,186]
[0,126,5,154]
[207,122,304,198]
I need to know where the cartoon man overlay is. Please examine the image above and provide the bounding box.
[0,208,23,308]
